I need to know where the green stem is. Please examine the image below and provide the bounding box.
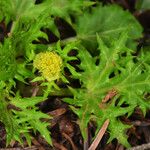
[19,84,73,97]
[10,21,18,35]
[48,36,79,47]
[60,36,79,45]
[49,88,73,97]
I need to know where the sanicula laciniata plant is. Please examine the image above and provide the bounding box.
[0,0,149,148]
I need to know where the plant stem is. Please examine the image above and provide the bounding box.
[49,88,73,97]
[9,21,17,35]
[48,36,79,47]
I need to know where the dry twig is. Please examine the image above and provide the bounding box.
[128,142,150,150]
[88,119,110,150]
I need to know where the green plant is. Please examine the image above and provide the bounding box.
[0,0,149,148]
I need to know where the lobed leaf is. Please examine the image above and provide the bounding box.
[64,33,150,147]
[76,4,143,49]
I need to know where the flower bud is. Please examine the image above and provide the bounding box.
[33,52,62,81]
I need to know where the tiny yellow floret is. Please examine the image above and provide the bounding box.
[33,51,62,81]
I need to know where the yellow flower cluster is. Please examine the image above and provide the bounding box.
[33,51,62,81]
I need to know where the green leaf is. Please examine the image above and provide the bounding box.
[136,0,150,11]
[0,0,59,60]
[63,33,150,147]
[43,0,94,23]
[76,4,143,50]
[0,90,52,146]
[10,96,45,110]
[0,39,17,81]
[108,119,131,148]
[54,41,80,79]
[13,109,52,145]
[0,0,52,21]
[0,91,31,146]
[10,94,52,145]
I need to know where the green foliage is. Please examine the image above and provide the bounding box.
[0,0,149,148]
[76,5,143,49]
[44,0,93,20]
[0,0,89,146]
[0,82,51,145]
[136,0,150,11]
[0,39,16,81]
[0,0,88,23]
[10,95,52,145]
[64,33,150,147]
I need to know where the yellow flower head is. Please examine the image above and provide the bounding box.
[33,51,62,81]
